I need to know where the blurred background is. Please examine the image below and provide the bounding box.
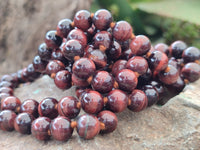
[0,0,199,75]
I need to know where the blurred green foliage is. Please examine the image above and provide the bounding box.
[91,0,200,48]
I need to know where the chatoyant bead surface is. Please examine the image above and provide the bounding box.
[20,99,39,118]
[97,110,118,134]
[93,31,112,50]
[76,114,100,140]
[46,60,65,77]
[106,41,122,60]
[112,60,127,77]
[54,70,72,89]
[31,117,51,141]
[33,55,47,73]
[154,43,169,56]
[51,116,73,141]
[182,47,200,63]
[38,97,58,119]
[56,19,73,38]
[67,29,87,47]
[72,74,90,87]
[170,40,187,59]
[38,43,52,61]
[106,89,128,113]
[1,96,21,112]
[58,96,80,119]
[0,110,16,131]
[14,112,34,134]
[81,90,104,114]
[45,30,62,49]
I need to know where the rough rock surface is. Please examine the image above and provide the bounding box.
[0,75,199,150]
[0,0,91,74]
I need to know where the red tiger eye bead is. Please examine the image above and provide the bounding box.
[0,87,13,95]
[72,74,90,87]
[170,40,187,59]
[112,60,127,77]
[0,93,10,104]
[130,35,151,56]
[46,60,65,76]
[51,116,73,141]
[106,89,128,113]
[38,97,58,119]
[128,90,148,112]
[33,55,47,73]
[97,110,118,134]
[81,90,104,114]
[115,69,138,92]
[67,29,87,47]
[54,70,72,90]
[154,43,169,56]
[31,117,51,141]
[182,47,200,63]
[113,21,133,41]
[38,43,52,61]
[57,96,80,119]
[106,41,122,60]
[0,110,16,131]
[0,81,13,88]
[1,96,21,112]
[14,112,34,134]
[93,31,112,50]
[45,30,62,49]
[56,19,73,38]
[20,99,39,118]
[76,114,100,140]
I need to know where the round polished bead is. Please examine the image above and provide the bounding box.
[148,51,168,72]
[181,62,200,82]
[26,63,41,81]
[170,40,187,59]
[72,74,90,87]
[72,58,96,79]
[149,81,165,101]
[0,110,16,131]
[51,49,67,64]
[106,41,122,60]
[1,96,21,112]
[115,69,138,92]
[97,110,118,134]
[93,31,112,50]
[112,60,127,77]
[182,47,200,63]
[46,60,65,76]
[126,56,148,75]
[154,43,169,56]
[31,117,51,141]
[67,29,87,47]
[38,43,52,61]
[62,39,84,61]
[0,87,13,95]
[141,85,159,107]
[33,55,47,73]
[45,30,62,49]
[14,112,34,134]
[91,71,114,93]
[106,89,128,113]
[0,81,13,88]
[77,114,100,139]
[20,99,39,118]
[38,97,58,119]
[167,76,185,94]
[138,68,152,87]
[51,116,73,141]
[130,35,151,56]
[113,21,133,41]
[58,96,80,119]
[56,19,73,38]
[74,10,92,31]
[81,90,104,114]
[54,70,72,90]
[1,75,16,85]
[0,93,10,104]
[128,90,148,112]
[93,9,113,30]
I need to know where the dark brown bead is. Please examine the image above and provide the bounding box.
[130,35,151,56]
[31,117,51,141]
[72,74,90,87]
[58,96,80,119]
[106,89,128,113]
[62,39,84,61]
[56,19,73,38]
[33,55,47,73]
[51,116,73,141]
[54,70,72,89]
[26,63,41,81]
[0,81,13,88]
[181,62,200,82]
[113,21,133,41]
[91,71,114,93]
[81,90,104,114]
[38,97,58,119]
[20,99,39,118]
[0,87,13,95]
[46,60,65,76]
[93,31,112,50]
[74,10,92,31]
[148,51,168,72]
[158,65,179,85]
[1,96,21,112]
[14,113,34,134]
[97,110,118,134]
[51,49,68,64]
[0,110,16,131]
[149,81,165,101]
[128,90,148,112]
[118,40,130,51]
[166,76,185,94]
[67,29,87,47]
[168,57,179,69]
[121,48,135,61]
[112,60,127,77]
[115,69,138,92]
[138,68,152,87]
[77,114,100,139]
[170,40,187,59]
[45,30,62,49]
[182,47,200,63]
[106,41,122,60]
[126,56,148,75]
[93,9,113,30]
[87,49,107,69]
[154,43,169,56]
[141,85,159,107]
[38,43,52,61]
[72,58,96,79]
